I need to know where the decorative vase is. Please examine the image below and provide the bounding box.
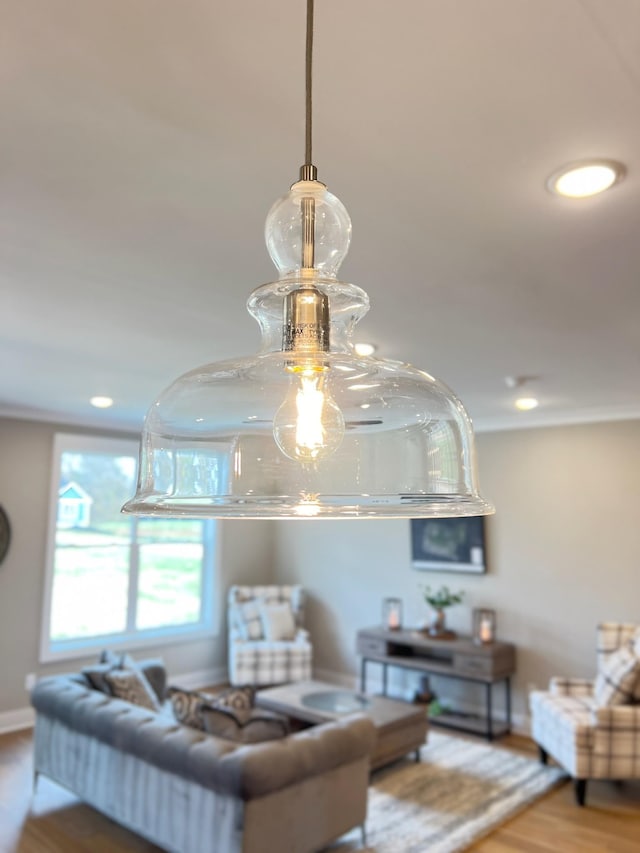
[428,608,457,639]
[430,608,446,636]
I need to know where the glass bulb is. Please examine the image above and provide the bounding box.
[273,365,345,462]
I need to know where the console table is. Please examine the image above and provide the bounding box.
[356,626,516,741]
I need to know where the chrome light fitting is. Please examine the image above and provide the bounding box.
[122,1,493,520]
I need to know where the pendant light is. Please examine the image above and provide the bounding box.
[122,1,494,520]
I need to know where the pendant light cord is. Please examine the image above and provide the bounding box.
[305,0,314,167]
[300,0,317,181]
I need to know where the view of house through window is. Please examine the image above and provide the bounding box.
[41,434,215,660]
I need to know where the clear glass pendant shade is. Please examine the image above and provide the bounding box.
[123,181,493,519]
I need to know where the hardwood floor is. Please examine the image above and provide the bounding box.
[1,728,638,852]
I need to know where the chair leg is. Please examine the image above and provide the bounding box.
[538,745,548,765]
[574,778,587,806]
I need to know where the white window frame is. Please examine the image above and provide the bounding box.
[40,433,219,663]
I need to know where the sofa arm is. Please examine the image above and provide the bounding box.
[218,713,376,801]
[550,677,594,697]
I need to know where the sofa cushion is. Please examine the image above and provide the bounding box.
[594,641,640,706]
[202,705,289,743]
[105,668,161,711]
[259,602,296,641]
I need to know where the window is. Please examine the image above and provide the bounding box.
[40,434,217,662]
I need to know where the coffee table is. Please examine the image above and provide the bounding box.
[255,680,428,770]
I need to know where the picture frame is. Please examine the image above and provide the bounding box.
[411,516,487,574]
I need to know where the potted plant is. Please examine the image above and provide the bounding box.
[421,585,464,638]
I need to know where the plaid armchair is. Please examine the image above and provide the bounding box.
[530,622,640,806]
[227,585,312,686]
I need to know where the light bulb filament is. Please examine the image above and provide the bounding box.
[296,372,326,457]
[273,363,345,463]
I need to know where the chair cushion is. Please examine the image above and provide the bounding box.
[594,641,640,706]
[260,601,296,641]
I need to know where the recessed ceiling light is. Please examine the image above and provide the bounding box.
[514,397,539,411]
[548,160,625,198]
[354,342,376,356]
[90,396,113,409]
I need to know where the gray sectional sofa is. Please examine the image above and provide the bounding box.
[31,673,376,853]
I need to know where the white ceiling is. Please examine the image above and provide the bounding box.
[3,0,640,434]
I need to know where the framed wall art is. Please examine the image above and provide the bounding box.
[411,516,487,574]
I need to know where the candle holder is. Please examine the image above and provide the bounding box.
[473,608,496,644]
[383,598,403,631]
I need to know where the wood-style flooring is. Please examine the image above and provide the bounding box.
[1,727,638,852]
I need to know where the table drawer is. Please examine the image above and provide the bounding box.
[454,654,493,676]
[357,636,388,656]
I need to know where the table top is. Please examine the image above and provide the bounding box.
[358,625,515,655]
[255,679,426,731]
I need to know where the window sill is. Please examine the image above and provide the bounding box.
[39,624,218,665]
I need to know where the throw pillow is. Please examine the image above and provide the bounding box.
[236,600,264,641]
[104,669,161,711]
[213,685,256,724]
[201,705,289,743]
[168,686,214,730]
[259,601,296,642]
[99,649,120,666]
[137,658,167,703]
[82,662,117,694]
[215,685,255,711]
[594,641,640,706]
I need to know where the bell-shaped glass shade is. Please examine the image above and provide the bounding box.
[123,181,494,519]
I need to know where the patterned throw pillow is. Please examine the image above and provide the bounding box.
[104,669,160,711]
[594,641,640,706]
[201,705,289,743]
[259,602,296,641]
[213,685,255,724]
[237,600,264,641]
[168,687,215,730]
[82,662,118,694]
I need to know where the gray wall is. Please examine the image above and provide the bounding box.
[0,418,273,716]
[3,415,639,728]
[272,419,640,727]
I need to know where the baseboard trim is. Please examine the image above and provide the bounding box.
[0,706,35,735]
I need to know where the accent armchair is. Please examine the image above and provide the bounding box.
[530,622,640,805]
[228,585,313,686]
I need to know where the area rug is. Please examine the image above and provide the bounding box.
[328,731,567,853]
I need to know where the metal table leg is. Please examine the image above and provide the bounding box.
[382,662,388,696]
[505,676,512,734]
[486,683,493,741]
[360,657,367,693]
